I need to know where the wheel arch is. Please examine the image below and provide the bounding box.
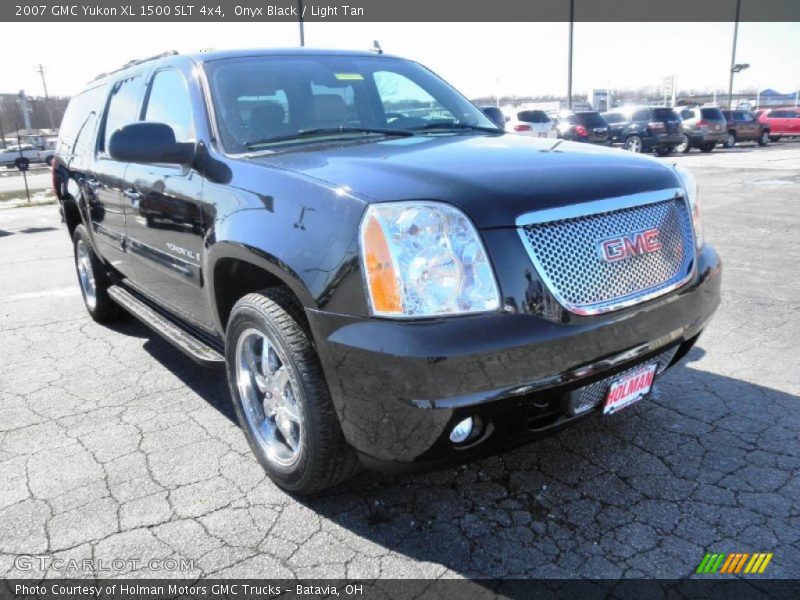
[206,242,315,335]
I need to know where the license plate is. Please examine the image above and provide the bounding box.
[603,363,658,415]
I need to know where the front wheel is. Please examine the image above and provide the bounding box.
[676,135,691,153]
[72,225,123,323]
[624,135,643,153]
[758,131,770,146]
[724,132,736,148]
[225,288,359,495]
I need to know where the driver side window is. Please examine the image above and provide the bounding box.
[373,70,454,123]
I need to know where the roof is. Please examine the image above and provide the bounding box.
[89,47,396,83]
[185,47,390,62]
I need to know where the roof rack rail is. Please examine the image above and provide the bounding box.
[90,50,179,82]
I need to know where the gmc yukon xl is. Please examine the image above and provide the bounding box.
[53,49,721,494]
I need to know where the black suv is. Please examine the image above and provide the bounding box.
[53,49,720,494]
[602,106,683,156]
[555,111,611,144]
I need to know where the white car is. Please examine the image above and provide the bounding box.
[505,109,557,138]
[0,144,49,168]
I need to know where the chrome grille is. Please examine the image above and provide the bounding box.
[567,346,679,415]
[519,194,694,314]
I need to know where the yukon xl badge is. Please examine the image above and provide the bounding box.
[599,228,662,262]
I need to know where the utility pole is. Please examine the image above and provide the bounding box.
[0,111,6,147]
[727,0,741,111]
[36,64,55,131]
[567,0,574,110]
[297,0,305,46]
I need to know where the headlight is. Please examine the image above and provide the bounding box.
[675,164,703,248]
[359,201,500,317]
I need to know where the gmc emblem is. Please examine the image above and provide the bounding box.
[599,228,662,262]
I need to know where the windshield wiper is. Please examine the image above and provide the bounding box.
[414,122,503,134]
[245,127,415,149]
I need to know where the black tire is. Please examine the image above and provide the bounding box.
[758,131,770,146]
[677,134,691,153]
[225,288,360,495]
[724,132,736,148]
[654,145,672,157]
[14,157,30,171]
[700,143,715,153]
[624,135,643,153]
[72,225,124,323]
[769,135,780,142]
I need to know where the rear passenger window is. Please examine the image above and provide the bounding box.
[102,75,143,152]
[144,69,195,143]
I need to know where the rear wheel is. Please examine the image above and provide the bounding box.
[676,135,691,153]
[225,288,359,495]
[700,143,716,153]
[72,225,123,323]
[724,132,736,148]
[758,131,770,146]
[624,135,643,153]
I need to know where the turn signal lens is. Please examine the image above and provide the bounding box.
[359,202,500,318]
[362,212,402,314]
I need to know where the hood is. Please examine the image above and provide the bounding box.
[246,133,682,229]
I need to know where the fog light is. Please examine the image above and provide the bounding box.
[449,417,474,444]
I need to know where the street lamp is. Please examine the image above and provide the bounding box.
[728,63,750,109]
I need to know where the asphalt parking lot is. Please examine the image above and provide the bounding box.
[0,142,798,580]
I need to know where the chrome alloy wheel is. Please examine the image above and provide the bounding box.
[625,136,642,152]
[76,239,97,310]
[235,328,303,467]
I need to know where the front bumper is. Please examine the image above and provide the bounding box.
[307,244,722,471]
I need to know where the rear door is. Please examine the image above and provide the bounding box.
[89,74,145,276]
[123,66,213,330]
[603,112,625,142]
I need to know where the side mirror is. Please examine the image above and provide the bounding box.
[481,106,506,130]
[109,122,195,165]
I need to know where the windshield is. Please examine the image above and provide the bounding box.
[517,110,550,124]
[578,113,608,127]
[204,55,498,152]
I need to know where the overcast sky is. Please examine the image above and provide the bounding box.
[4,21,799,99]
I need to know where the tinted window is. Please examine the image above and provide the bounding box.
[652,108,678,121]
[602,112,624,124]
[144,69,195,143]
[700,108,725,121]
[681,109,695,120]
[57,84,107,156]
[631,109,651,122]
[767,110,784,118]
[102,75,143,151]
[578,113,608,127]
[517,110,550,124]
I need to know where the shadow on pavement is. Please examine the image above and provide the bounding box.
[104,320,799,580]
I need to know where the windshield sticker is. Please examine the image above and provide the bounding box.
[334,73,364,81]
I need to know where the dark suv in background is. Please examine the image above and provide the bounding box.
[677,107,727,153]
[602,106,682,156]
[555,111,610,144]
[721,110,770,147]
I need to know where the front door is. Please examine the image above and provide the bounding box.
[123,67,213,331]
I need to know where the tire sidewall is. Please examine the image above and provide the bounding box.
[625,136,642,152]
[73,225,100,317]
[225,302,316,490]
